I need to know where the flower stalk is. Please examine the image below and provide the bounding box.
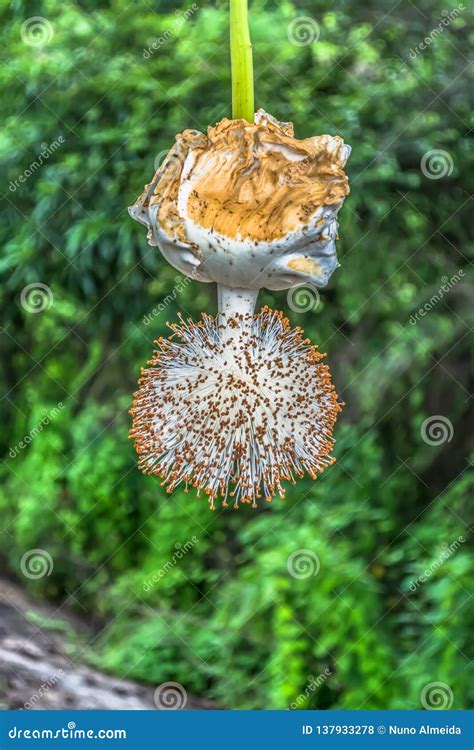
[230,0,254,121]
[217,285,258,318]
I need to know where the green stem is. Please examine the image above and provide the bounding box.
[230,0,254,122]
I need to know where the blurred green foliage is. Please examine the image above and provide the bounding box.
[1,0,472,709]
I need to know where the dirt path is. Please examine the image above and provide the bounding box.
[0,578,213,710]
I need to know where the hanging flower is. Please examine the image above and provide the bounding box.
[129,110,350,509]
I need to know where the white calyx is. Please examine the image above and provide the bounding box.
[129,109,351,294]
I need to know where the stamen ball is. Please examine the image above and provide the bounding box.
[129,308,341,509]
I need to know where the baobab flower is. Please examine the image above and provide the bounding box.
[128,2,351,510]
